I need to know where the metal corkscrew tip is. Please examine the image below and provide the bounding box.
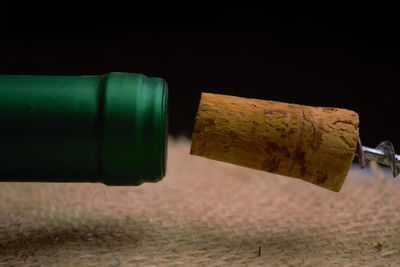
[356,139,400,177]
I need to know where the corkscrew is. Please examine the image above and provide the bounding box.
[356,139,400,177]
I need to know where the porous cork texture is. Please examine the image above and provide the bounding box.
[190,93,360,192]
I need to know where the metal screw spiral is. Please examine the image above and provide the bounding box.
[356,139,400,177]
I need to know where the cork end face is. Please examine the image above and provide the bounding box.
[190,92,208,157]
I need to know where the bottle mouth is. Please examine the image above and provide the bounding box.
[155,78,168,181]
[138,75,168,183]
[101,72,168,185]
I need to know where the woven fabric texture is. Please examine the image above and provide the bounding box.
[1,139,400,266]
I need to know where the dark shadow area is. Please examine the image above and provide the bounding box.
[0,219,145,256]
[0,216,325,263]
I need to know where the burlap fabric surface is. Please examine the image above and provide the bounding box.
[1,139,400,266]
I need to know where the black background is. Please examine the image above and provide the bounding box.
[1,3,399,150]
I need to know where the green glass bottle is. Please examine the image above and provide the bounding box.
[0,72,168,185]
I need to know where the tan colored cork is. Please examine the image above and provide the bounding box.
[190,93,359,192]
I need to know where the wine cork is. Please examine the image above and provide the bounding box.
[190,93,359,192]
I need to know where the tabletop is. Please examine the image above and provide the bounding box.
[1,139,400,266]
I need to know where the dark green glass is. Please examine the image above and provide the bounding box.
[0,72,168,185]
